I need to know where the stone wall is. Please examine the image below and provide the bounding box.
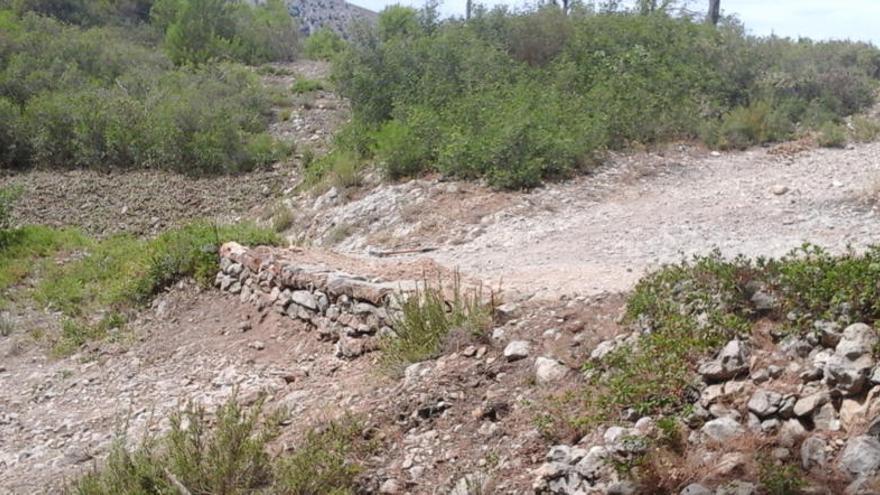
[216,242,412,359]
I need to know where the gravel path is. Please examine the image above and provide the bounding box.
[423,144,880,300]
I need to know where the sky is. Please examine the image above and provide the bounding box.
[347,0,880,45]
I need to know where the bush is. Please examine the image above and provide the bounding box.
[714,101,793,150]
[851,115,880,142]
[68,395,372,495]
[158,0,299,65]
[329,5,880,189]
[303,27,347,60]
[817,121,847,148]
[0,13,289,173]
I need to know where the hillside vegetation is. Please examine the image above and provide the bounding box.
[323,4,880,188]
[0,0,297,173]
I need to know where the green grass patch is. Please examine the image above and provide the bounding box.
[380,274,494,375]
[291,78,326,94]
[35,222,280,318]
[0,225,89,292]
[68,394,373,494]
[0,220,279,355]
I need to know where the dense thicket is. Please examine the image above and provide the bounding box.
[0,1,298,173]
[331,5,880,188]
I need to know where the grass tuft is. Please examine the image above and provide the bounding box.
[380,273,494,375]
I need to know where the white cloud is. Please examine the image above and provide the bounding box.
[348,0,880,44]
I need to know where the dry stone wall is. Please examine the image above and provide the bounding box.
[216,242,413,359]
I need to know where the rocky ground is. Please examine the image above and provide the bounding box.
[3,60,880,493]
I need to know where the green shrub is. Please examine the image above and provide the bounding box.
[69,395,281,494]
[303,150,364,192]
[715,101,792,150]
[68,396,372,495]
[817,121,847,148]
[291,78,325,94]
[851,115,880,142]
[381,274,493,374]
[0,10,290,173]
[158,0,299,66]
[303,27,347,60]
[331,5,880,188]
[275,418,371,494]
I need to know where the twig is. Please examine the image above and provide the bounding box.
[370,246,438,257]
[164,469,192,495]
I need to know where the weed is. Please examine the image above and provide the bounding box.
[851,115,880,142]
[291,79,326,94]
[759,456,806,495]
[326,224,353,245]
[380,273,493,374]
[817,121,847,148]
[303,150,363,193]
[274,417,373,494]
[280,108,293,121]
[0,314,13,337]
[68,396,372,495]
[271,205,296,233]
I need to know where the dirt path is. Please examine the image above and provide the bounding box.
[385,144,880,300]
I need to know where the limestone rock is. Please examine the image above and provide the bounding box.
[535,357,569,384]
[504,341,530,362]
[698,339,749,382]
[701,416,744,442]
[839,436,880,478]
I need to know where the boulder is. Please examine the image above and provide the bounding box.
[801,436,828,470]
[535,357,569,384]
[794,391,830,417]
[698,339,750,382]
[837,323,878,359]
[747,389,783,418]
[504,341,530,361]
[701,416,744,442]
[825,354,874,396]
[839,436,880,478]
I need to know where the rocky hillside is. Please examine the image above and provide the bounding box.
[254,0,378,36]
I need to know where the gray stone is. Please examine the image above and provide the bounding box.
[290,290,318,311]
[801,436,828,470]
[747,389,783,417]
[794,391,830,417]
[815,320,843,348]
[379,479,401,494]
[837,323,879,359]
[503,340,530,361]
[535,357,569,384]
[778,419,807,448]
[826,354,874,396]
[698,339,749,382]
[715,480,757,495]
[872,367,880,385]
[751,290,778,311]
[590,339,617,361]
[839,436,880,478]
[680,483,712,495]
[701,416,744,442]
[781,336,813,358]
[813,402,841,431]
[494,303,519,322]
